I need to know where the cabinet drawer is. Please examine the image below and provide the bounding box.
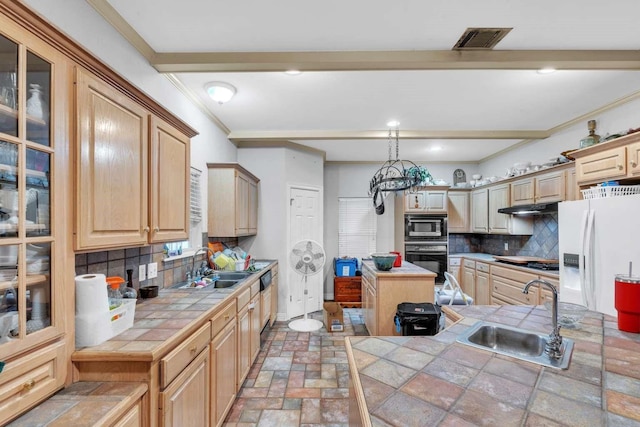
[492,276,538,305]
[491,265,538,284]
[476,262,490,273]
[161,322,211,389]
[211,299,237,338]
[463,259,475,268]
[0,341,66,426]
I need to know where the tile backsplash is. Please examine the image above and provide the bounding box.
[449,214,559,259]
[75,233,239,291]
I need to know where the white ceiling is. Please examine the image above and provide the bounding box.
[93,0,640,162]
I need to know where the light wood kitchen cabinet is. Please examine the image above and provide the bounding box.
[565,168,578,201]
[448,257,462,283]
[361,272,377,336]
[210,300,237,427]
[159,347,210,427]
[511,170,565,206]
[207,163,260,237]
[490,265,539,305]
[361,261,435,336]
[249,280,262,363]
[236,288,252,388]
[111,400,142,427]
[488,184,511,234]
[261,285,272,328]
[461,259,476,300]
[475,263,491,305]
[573,132,640,186]
[447,191,470,233]
[405,188,448,213]
[471,188,489,233]
[149,116,190,243]
[0,12,73,423]
[76,69,194,250]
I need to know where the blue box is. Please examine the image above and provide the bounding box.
[334,257,358,277]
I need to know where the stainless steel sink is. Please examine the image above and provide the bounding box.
[456,321,574,369]
[215,272,252,280]
[214,279,240,288]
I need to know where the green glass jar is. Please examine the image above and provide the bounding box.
[580,120,601,149]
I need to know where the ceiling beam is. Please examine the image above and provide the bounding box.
[228,129,550,142]
[151,50,640,73]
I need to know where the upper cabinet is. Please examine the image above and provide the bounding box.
[404,187,448,213]
[0,10,74,424]
[573,132,640,187]
[470,185,533,235]
[511,170,566,206]
[75,69,193,250]
[207,164,260,237]
[447,191,470,233]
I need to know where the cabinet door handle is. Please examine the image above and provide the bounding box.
[631,160,638,168]
[189,345,197,354]
[143,226,150,233]
[23,379,35,391]
[154,226,160,232]
[617,163,624,170]
[224,314,230,321]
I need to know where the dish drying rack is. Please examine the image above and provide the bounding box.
[581,185,640,199]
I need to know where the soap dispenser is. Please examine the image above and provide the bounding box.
[122,269,137,299]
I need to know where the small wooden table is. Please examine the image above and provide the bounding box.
[334,276,362,307]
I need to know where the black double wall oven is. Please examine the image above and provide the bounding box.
[404,214,448,285]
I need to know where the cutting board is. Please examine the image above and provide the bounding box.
[493,255,559,264]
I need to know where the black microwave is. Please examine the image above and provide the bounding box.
[405,214,447,240]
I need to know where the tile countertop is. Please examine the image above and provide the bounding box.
[72,260,277,362]
[346,305,640,426]
[449,253,560,277]
[363,260,437,277]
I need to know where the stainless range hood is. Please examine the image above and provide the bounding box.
[498,202,558,216]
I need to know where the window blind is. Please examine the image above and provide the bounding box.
[338,198,377,259]
[190,167,202,223]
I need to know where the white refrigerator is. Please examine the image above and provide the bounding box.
[558,193,640,317]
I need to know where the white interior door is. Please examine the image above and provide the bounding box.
[288,186,322,319]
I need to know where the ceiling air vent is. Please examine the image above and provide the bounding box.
[453,27,512,50]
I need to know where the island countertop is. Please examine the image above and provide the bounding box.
[362,260,437,278]
[346,304,640,426]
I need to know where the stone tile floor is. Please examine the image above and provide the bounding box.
[223,308,368,427]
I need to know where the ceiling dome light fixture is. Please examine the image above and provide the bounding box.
[537,67,557,75]
[205,82,237,104]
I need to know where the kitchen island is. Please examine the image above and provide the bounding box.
[347,304,640,426]
[361,260,437,336]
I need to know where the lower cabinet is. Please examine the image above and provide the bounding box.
[250,292,261,363]
[490,265,539,305]
[362,275,377,336]
[111,400,142,427]
[461,260,476,300]
[261,286,272,329]
[237,288,252,388]
[159,347,210,427]
[211,319,237,427]
[270,269,278,326]
[475,263,491,305]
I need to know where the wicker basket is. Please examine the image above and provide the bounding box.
[581,185,640,199]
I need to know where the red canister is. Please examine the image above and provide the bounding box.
[391,251,402,267]
[615,274,640,333]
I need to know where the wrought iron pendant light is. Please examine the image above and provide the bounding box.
[369,123,421,215]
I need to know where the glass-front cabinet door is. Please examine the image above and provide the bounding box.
[0,30,55,352]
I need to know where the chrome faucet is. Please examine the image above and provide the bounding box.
[523,279,563,359]
[191,247,215,278]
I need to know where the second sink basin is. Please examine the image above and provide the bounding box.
[456,321,574,369]
[216,272,252,281]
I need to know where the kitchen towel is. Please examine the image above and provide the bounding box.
[75,274,109,315]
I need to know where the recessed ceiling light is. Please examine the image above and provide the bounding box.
[285,70,302,75]
[537,67,557,74]
[387,120,400,127]
[205,82,236,104]
[430,146,442,152]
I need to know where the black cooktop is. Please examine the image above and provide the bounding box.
[525,262,560,271]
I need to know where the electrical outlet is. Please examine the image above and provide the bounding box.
[139,264,146,282]
[147,262,158,279]
[504,242,509,251]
